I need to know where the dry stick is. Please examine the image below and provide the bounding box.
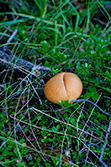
[3,29,18,50]
[99,120,111,167]
[0,49,51,76]
[0,29,18,119]
[7,29,18,44]
[72,99,111,167]
[0,29,51,74]
[72,99,111,117]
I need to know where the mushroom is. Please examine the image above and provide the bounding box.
[44,72,83,104]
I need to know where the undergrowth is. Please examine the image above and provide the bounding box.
[0,0,111,167]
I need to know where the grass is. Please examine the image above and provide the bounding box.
[0,0,111,166]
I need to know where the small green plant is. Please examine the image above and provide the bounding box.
[0,137,28,167]
[84,86,99,101]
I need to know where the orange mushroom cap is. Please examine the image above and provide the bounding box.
[44,72,83,104]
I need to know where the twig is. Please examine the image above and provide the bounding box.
[31,107,104,139]
[3,29,18,50]
[72,98,111,167]
[0,30,51,77]
[72,99,111,117]
[6,29,18,44]
[99,120,111,167]
[0,49,51,76]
